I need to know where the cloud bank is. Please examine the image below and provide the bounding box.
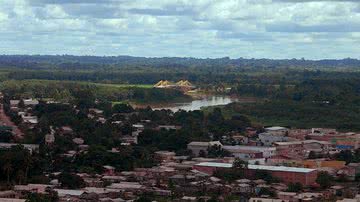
[0,0,359,59]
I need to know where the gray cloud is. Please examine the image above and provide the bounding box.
[0,0,359,59]
[273,0,359,2]
[128,4,196,16]
[30,0,123,5]
[266,22,360,32]
[217,31,273,41]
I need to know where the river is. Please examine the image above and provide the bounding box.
[152,96,240,112]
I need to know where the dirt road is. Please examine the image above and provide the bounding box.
[0,104,24,139]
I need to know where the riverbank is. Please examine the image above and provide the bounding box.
[131,95,258,112]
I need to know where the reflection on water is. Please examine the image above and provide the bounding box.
[153,96,238,112]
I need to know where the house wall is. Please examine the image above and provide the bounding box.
[244,169,318,186]
[187,145,208,157]
[193,165,318,186]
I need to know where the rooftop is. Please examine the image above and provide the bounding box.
[223,145,276,151]
[274,140,331,146]
[195,162,316,173]
[188,141,222,147]
[265,126,288,131]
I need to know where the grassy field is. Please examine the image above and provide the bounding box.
[19,79,154,89]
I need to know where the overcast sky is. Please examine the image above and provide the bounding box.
[0,0,359,59]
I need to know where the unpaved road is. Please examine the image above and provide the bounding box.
[0,104,24,139]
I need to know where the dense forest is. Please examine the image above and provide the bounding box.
[1,55,360,131]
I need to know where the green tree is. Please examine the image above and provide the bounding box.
[58,172,85,189]
[287,182,303,192]
[233,158,248,169]
[26,192,58,202]
[316,171,333,189]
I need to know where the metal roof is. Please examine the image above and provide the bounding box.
[195,162,316,173]
[195,162,233,168]
[265,126,288,131]
[248,165,315,173]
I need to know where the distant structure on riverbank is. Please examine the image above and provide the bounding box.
[154,80,195,92]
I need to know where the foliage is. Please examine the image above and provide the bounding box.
[26,192,58,202]
[333,149,360,164]
[207,145,232,158]
[213,168,245,183]
[0,79,190,104]
[58,172,86,189]
[232,158,248,169]
[286,182,303,192]
[254,170,281,183]
[0,145,44,185]
[316,171,334,189]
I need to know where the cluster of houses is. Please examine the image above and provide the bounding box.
[9,98,39,130]
[3,97,360,201]
[0,150,358,202]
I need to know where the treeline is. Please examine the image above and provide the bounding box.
[233,78,360,104]
[0,80,190,103]
[1,55,360,70]
[224,100,360,131]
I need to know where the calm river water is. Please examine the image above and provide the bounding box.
[153,96,239,112]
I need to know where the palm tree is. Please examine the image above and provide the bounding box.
[24,153,32,183]
[3,162,12,184]
[16,170,25,185]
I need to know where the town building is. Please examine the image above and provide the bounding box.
[193,162,317,186]
[187,141,222,157]
[258,132,289,146]
[222,145,276,158]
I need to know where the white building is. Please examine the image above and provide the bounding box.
[259,132,289,146]
[223,145,276,158]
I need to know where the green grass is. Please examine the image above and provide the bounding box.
[8,79,154,89]
[86,82,153,89]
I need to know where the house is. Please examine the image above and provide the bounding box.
[132,124,144,131]
[330,185,345,196]
[259,132,289,146]
[233,183,252,194]
[59,126,73,135]
[295,193,324,202]
[54,189,85,198]
[120,135,137,144]
[103,166,116,176]
[0,143,39,153]
[154,151,176,162]
[224,147,263,159]
[45,134,55,144]
[249,198,289,202]
[274,140,332,159]
[106,182,144,192]
[232,135,249,145]
[337,166,356,180]
[89,108,104,115]
[23,99,39,106]
[73,138,84,145]
[10,100,20,107]
[302,160,346,169]
[277,192,297,202]
[348,163,360,176]
[265,126,289,136]
[0,190,20,199]
[187,141,222,157]
[180,196,197,202]
[21,115,38,125]
[0,199,26,202]
[156,125,181,131]
[222,145,276,158]
[14,184,54,194]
